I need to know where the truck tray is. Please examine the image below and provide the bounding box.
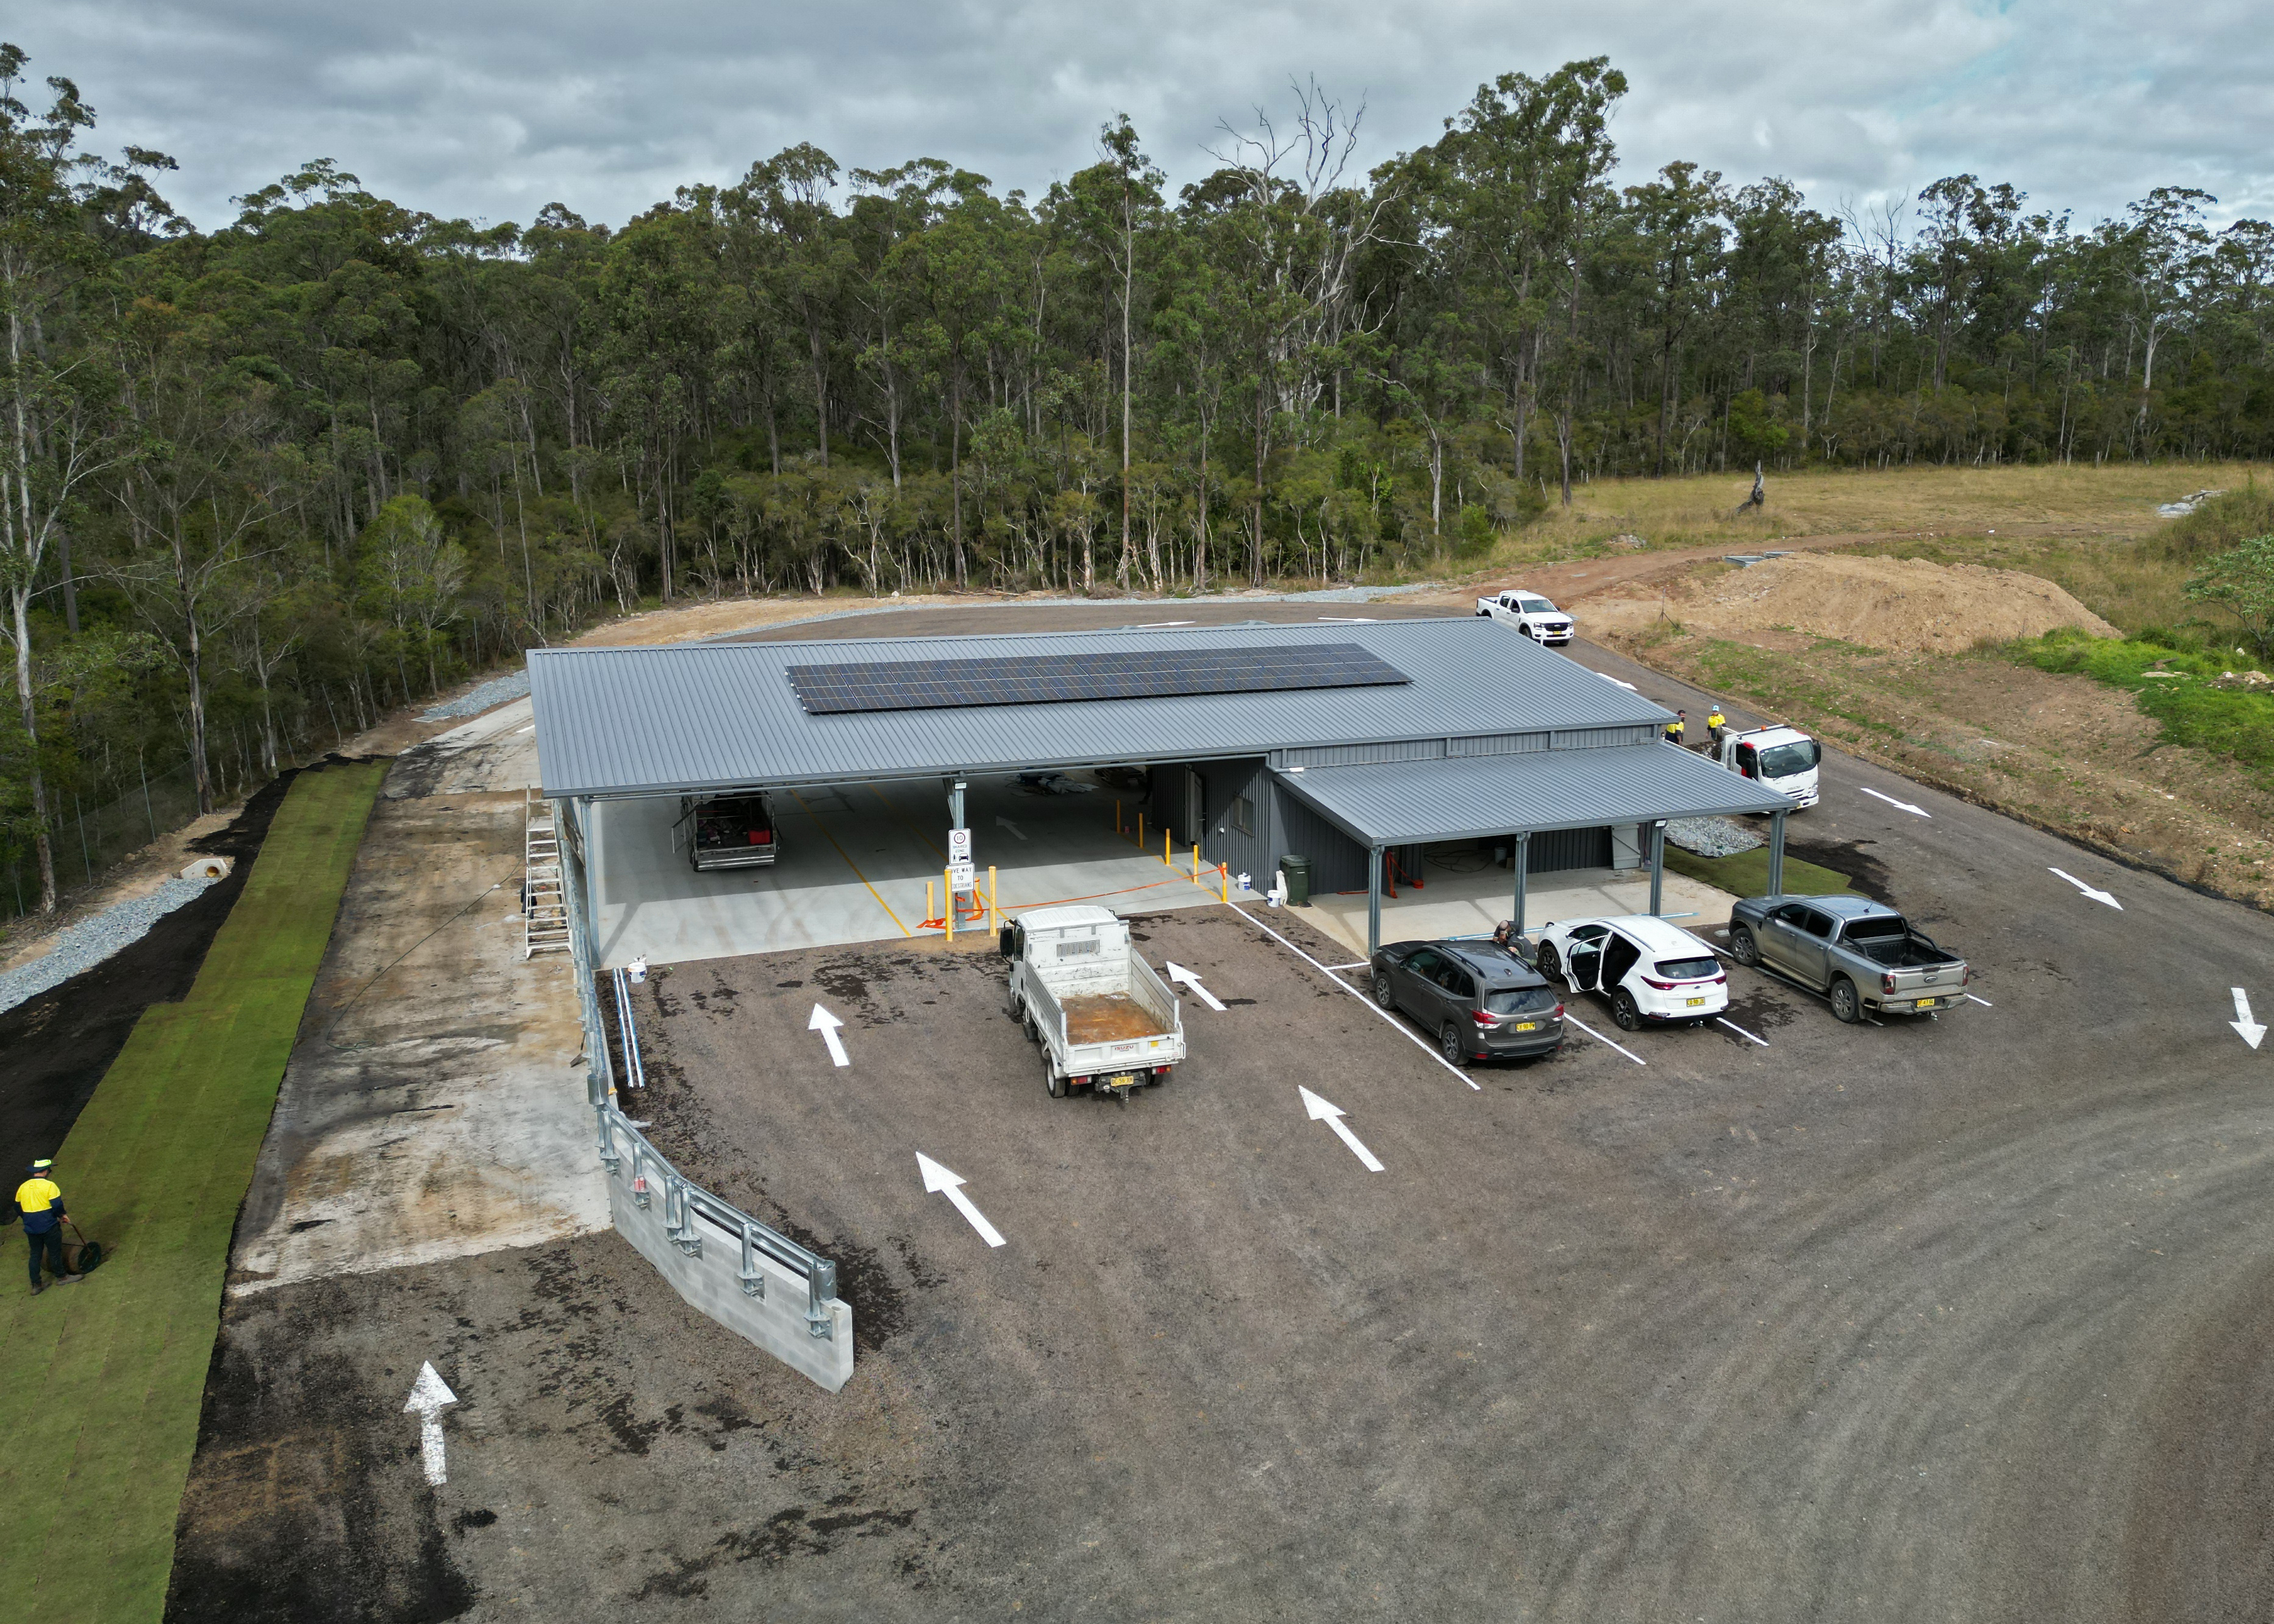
[1062,993,1171,1045]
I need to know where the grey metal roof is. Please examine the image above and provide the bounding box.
[529,618,1674,799]
[1275,740,1798,846]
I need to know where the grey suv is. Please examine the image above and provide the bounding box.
[1368,940,1565,1065]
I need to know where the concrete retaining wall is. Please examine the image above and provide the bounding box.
[604,1156,854,1393]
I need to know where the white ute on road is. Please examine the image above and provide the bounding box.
[1476,588,1575,645]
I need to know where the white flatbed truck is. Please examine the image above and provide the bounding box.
[1709,724,1822,809]
[1001,904,1185,1100]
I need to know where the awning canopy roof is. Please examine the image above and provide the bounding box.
[1276,742,1795,846]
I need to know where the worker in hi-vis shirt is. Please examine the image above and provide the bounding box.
[15,1159,80,1293]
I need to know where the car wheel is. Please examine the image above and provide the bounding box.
[1439,1022,1470,1067]
[1371,971,1397,1011]
[1045,1055,1066,1098]
[1729,925,1761,967]
[1830,976,1862,1025]
[1611,990,1643,1032]
[1536,943,1562,979]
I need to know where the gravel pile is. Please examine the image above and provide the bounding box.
[421,670,531,721]
[0,875,218,1017]
[1665,817,1764,859]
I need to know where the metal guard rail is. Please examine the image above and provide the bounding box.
[593,1103,840,1340]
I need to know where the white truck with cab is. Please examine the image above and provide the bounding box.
[1475,588,1575,645]
[1710,724,1820,809]
[1001,905,1185,1101]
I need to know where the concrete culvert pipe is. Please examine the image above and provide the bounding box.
[182,857,233,881]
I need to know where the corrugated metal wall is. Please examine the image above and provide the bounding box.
[1270,778,1372,893]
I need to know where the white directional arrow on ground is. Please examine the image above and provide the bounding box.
[808,1003,849,1067]
[1298,1086,1384,1172]
[2050,867,2123,909]
[1164,961,1226,1011]
[995,815,1028,841]
[2233,988,2267,1050]
[1860,785,1932,818]
[917,1153,1006,1247]
[404,1362,458,1487]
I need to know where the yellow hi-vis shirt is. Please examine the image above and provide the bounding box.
[15,1178,60,1216]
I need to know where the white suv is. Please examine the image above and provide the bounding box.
[1534,915,1728,1031]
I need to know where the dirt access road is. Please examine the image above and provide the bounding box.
[166,602,2274,1622]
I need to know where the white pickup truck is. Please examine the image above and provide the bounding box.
[1475,588,1575,645]
[1001,905,1186,1101]
[1709,725,1821,809]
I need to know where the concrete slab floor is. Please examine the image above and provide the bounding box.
[1290,860,1739,959]
[590,770,1254,968]
[227,724,607,1297]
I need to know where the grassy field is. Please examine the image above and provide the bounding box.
[1457,460,2263,576]
[0,761,385,1623]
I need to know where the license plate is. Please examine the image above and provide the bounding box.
[1913,998,1937,1009]
[1107,1073,1138,1087]
[1685,997,1706,1007]
[1513,1021,1539,1032]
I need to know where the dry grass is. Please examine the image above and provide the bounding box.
[1489,461,2262,563]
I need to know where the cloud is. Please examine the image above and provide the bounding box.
[10,0,2271,233]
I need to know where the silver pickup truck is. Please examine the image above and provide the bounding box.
[1725,894,1969,1023]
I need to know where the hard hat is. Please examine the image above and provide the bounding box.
[29,1159,54,1171]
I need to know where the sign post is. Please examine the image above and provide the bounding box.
[948,826,975,914]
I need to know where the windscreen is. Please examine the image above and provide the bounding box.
[1757,740,1821,778]
[1518,596,1557,613]
[1654,956,1720,981]
[1485,986,1559,1015]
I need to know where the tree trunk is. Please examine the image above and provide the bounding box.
[10,587,57,912]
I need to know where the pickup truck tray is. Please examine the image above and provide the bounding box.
[1062,993,1172,1045]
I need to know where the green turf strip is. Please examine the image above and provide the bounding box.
[0,761,386,1622]
[1661,842,1856,900]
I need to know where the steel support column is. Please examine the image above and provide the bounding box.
[1367,845,1384,954]
[1767,810,1787,896]
[1648,820,1667,916]
[1511,831,1530,939]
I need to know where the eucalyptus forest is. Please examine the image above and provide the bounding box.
[5,42,2273,912]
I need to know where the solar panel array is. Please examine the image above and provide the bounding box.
[785,642,1411,715]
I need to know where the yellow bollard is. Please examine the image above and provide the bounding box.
[1164,831,1171,867]
[1191,843,1200,880]
[1219,862,1229,903]
[1137,811,1144,850]
[926,879,935,925]
[945,866,954,941]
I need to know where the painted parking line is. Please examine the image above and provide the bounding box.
[1561,1011,1647,1067]
[1716,1016,1770,1047]
[1964,993,1993,1008]
[1323,961,1371,971]
[1221,903,1482,1091]
[785,787,913,937]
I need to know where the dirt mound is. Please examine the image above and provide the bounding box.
[1589,552,2117,654]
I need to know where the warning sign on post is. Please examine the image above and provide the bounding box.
[949,859,976,893]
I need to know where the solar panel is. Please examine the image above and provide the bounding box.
[785,643,1410,715]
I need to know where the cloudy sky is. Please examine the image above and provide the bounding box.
[10,0,2269,235]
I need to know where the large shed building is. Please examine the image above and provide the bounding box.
[529,617,1794,964]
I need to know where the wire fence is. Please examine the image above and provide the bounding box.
[1,759,210,923]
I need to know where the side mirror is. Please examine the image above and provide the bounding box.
[998,924,1022,960]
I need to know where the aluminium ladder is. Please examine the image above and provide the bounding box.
[523,787,571,959]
